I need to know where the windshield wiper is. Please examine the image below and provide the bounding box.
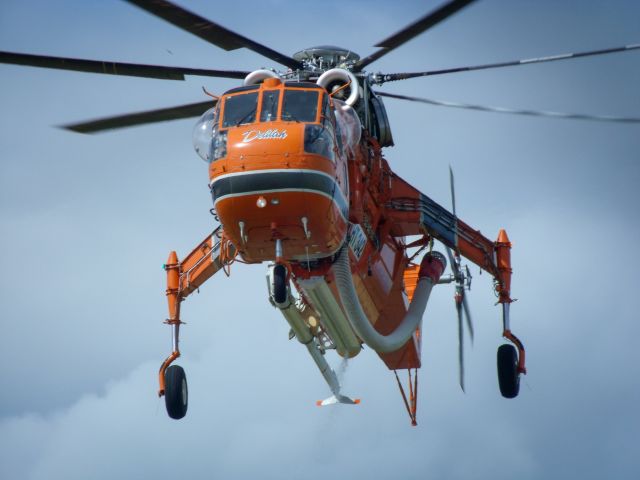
[235,107,257,126]
[282,111,300,123]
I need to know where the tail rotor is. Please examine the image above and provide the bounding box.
[447,166,474,391]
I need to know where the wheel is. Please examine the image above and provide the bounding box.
[273,264,287,304]
[497,344,520,398]
[165,365,188,419]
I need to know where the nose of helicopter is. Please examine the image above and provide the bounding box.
[209,137,348,262]
[209,162,348,263]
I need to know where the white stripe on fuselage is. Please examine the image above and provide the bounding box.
[213,188,348,221]
[209,168,336,186]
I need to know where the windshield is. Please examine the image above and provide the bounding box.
[260,90,280,122]
[282,90,319,122]
[222,92,259,127]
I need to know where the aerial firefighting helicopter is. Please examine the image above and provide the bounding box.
[2,0,639,425]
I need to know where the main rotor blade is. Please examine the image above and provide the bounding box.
[354,0,477,71]
[0,51,250,80]
[378,43,640,82]
[62,99,214,134]
[376,91,640,123]
[124,0,302,70]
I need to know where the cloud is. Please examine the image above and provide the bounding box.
[2,282,638,480]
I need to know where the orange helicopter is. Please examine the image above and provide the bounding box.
[3,0,639,425]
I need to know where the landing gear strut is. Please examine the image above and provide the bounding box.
[159,250,188,419]
[494,230,525,399]
[497,303,525,399]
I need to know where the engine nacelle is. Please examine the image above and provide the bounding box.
[243,69,281,86]
[316,68,360,106]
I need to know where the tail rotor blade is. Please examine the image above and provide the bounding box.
[456,299,465,392]
[447,167,473,390]
[449,165,459,251]
[446,246,459,276]
[449,165,457,219]
[462,294,474,343]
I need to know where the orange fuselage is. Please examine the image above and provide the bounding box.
[209,80,348,262]
[207,78,420,370]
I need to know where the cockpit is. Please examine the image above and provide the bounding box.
[221,82,322,126]
[193,79,340,164]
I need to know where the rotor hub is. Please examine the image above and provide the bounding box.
[293,46,360,71]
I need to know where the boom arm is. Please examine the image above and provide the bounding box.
[387,174,506,291]
[386,173,524,373]
[158,226,235,396]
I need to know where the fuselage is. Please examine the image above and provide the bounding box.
[207,77,421,369]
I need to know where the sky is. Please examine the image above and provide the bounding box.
[1,0,639,478]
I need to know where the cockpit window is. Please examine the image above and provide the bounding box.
[282,90,319,123]
[322,94,332,122]
[222,92,259,127]
[304,124,335,162]
[260,90,280,122]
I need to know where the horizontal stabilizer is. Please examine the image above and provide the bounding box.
[316,394,361,407]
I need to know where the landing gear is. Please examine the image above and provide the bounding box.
[165,365,188,419]
[497,344,520,398]
[273,263,287,305]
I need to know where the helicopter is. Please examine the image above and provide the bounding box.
[2,0,638,426]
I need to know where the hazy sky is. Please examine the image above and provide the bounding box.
[1,1,639,479]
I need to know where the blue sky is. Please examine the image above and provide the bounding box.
[1,1,639,479]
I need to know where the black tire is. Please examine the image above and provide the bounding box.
[497,344,520,399]
[273,264,287,304]
[165,365,188,419]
